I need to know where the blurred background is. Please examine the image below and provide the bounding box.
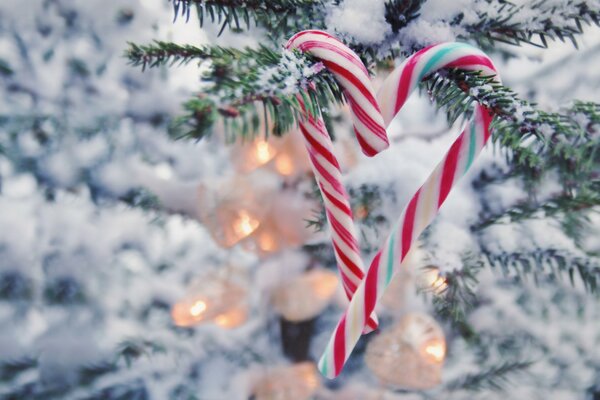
[0,1,599,399]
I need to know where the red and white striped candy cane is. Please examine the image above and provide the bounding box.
[316,42,500,378]
[286,30,388,332]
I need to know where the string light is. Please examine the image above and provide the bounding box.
[365,312,446,389]
[255,140,275,164]
[271,269,339,322]
[231,138,278,173]
[274,153,295,176]
[197,177,270,248]
[189,300,207,317]
[418,266,448,294]
[232,210,260,238]
[171,273,248,329]
[252,362,321,400]
[421,338,446,364]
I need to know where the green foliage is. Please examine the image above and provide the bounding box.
[116,338,166,367]
[466,1,600,49]
[171,0,323,38]
[126,40,346,140]
[428,258,482,341]
[426,71,600,191]
[445,360,534,391]
[484,248,600,293]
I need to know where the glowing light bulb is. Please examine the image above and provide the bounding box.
[274,153,294,176]
[420,267,448,294]
[214,306,247,329]
[421,339,446,364]
[190,300,207,316]
[255,140,274,164]
[233,210,259,238]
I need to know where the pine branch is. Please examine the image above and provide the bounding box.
[430,257,482,340]
[127,41,346,140]
[472,188,600,231]
[445,360,534,392]
[171,0,323,37]
[466,1,600,50]
[426,71,600,191]
[484,248,600,293]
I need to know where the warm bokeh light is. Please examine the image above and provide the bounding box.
[171,296,211,327]
[257,230,277,252]
[421,338,446,364]
[255,140,275,164]
[310,269,339,299]
[365,312,445,389]
[252,362,321,400]
[271,269,339,322]
[214,306,248,329]
[233,210,260,238]
[420,266,448,294]
[274,153,295,176]
[190,300,207,317]
[171,274,248,328]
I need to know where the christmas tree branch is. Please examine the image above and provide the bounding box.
[427,71,600,191]
[430,257,482,340]
[466,1,600,49]
[171,0,323,36]
[445,360,534,392]
[472,188,600,231]
[483,248,600,293]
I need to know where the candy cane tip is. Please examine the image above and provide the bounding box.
[317,355,338,379]
[361,141,389,157]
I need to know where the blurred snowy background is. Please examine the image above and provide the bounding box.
[0,1,599,399]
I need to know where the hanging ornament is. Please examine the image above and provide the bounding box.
[271,268,339,322]
[197,176,272,248]
[417,265,448,295]
[251,362,321,400]
[231,137,279,173]
[171,272,248,328]
[365,312,446,390]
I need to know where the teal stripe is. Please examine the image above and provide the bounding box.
[321,355,329,377]
[385,232,396,284]
[465,121,477,173]
[418,43,468,82]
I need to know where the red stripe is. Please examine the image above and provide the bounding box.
[327,210,360,253]
[363,253,381,324]
[307,151,347,198]
[300,123,340,170]
[445,55,496,73]
[299,40,369,76]
[334,315,347,374]
[320,184,352,217]
[345,93,388,142]
[479,105,493,142]
[324,61,380,112]
[394,44,437,114]
[332,241,363,282]
[339,268,358,294]
[401,189,421,259]
[355,129,378,157]
[438,134,464,207]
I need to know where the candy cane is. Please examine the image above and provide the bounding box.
[286,30,389,332]
[314,41,500,378]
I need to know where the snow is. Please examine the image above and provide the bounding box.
[326,0,391,44]
[0,0,598,399]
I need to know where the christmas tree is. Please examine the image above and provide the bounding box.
[1,0,599,399]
